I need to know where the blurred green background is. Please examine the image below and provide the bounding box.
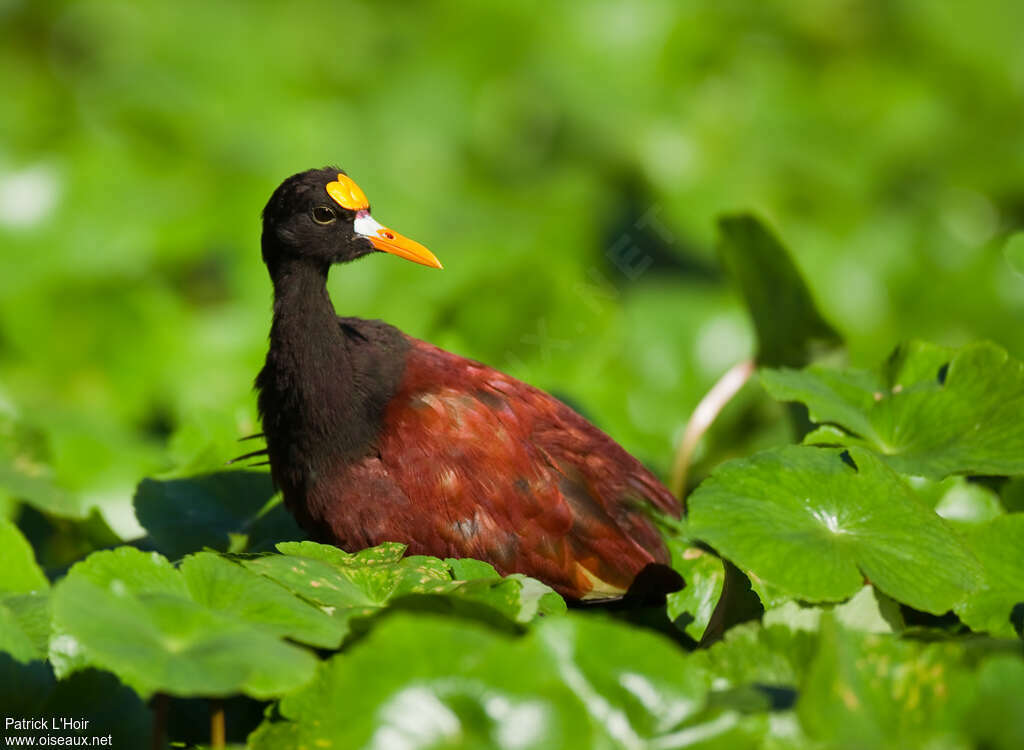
[1,0,1023,542]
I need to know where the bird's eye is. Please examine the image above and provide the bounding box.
[312,205,337,224]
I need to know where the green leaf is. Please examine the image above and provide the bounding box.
[955,515,1024,637]
[180,552,346,649]
[911,476,1005,525]
[49,548,317,699]
[0,592,50,663]
[688,445,983,613]
[64,546,186,597]
[277,540,406,565]
[0,600,43,664]
[764,586,905,634]
[248,615,581,750]
[664,539,725,641]
[797,615,974,749]
[717,214,841,367]
[540,615,714,739]
[445,557,502,580]
[0,415,89,519]
[691,622,817,688]
[966,655,1024,750]
[245,542,564,639]
[762,341,1024,479]
[0,518,49,594]
[1002,477,1024,513]
[133,471,304,559]
[250,613,719,749]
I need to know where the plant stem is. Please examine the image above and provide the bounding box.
[151,693,168,750]
[669,358,755,498]
[210,699,226,749]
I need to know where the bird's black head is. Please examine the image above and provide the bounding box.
[261,166,442,275]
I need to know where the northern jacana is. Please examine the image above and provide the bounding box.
[255,168,682,601]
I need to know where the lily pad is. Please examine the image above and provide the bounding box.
[761,341,1024,479]
[690,621,817,688]
[250,613,722,750]
[49,547,318,699]
[764,586,904,634]
[245,542,565,639]
[248,614,582,750]
[910,476,1005,525]
[688,445,983,613]
[798,615,974,748]
[180,552,345,649]
[664,537,725,641]
[955,514,1024,637]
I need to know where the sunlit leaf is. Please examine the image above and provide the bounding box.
[664,537,725,642]
[955,515,1024,637]
[0,592,50,663]
[245,542,565,640]
[250,613,723,749]
[0,519,48,596]
[50,548,317,699]
[690,622,817,689]
[762,342,1024,479]
[911,476,1005,525]
[688,445,983,612]
[764,586,904,634]
[180,552,345,649]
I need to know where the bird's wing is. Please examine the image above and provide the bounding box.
[376,337,681,600]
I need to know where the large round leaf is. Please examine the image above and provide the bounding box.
[664,535,725,642]
[180,552,346,649]
[798,616,975,749]
[955,514,1024,637]
[49,547,317,699]
[53,576,315,699]
[249,613,722,750]
[761,342,1024,479]
[248,615,584,750]
[244,541,565,639]
[688,445,982,612]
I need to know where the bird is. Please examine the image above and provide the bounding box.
[253,167,683,602]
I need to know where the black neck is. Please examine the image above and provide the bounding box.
[268,260,343,364]
[257,257,409,493]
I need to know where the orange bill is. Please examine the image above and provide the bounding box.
[353,210,442,269]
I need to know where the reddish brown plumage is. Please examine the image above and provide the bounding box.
[257,168,683,602]
[305,337,681,600]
